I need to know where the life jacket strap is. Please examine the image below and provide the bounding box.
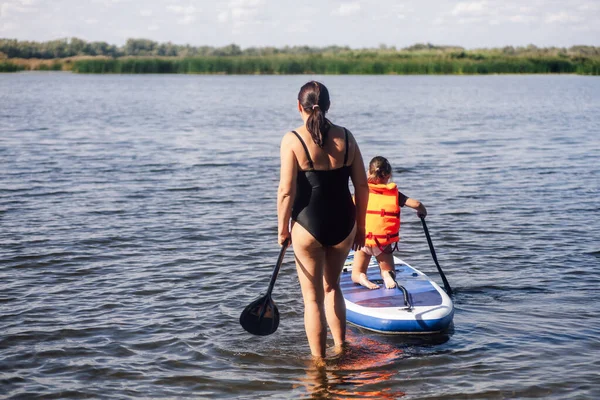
[366,232,399,240]
[366,232,399,252]
[366,209,400,218]
[371,235,400,253]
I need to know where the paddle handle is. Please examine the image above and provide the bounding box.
[265,238,289,296]
[420,217,453,296]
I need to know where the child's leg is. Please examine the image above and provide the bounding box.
[352,249,379,290]
[376,250,397,289]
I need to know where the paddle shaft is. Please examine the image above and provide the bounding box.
[265,238,289,297]
[420,217,453,296]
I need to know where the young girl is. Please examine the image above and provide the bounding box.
[352,156,427,290]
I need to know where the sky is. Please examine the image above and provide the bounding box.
[1,0,599,49]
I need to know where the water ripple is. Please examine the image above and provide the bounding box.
[1,74,599,399]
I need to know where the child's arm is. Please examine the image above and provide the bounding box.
[405,198,427,218]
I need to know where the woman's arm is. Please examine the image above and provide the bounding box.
[348,132,368,250]
[277,133,297,246]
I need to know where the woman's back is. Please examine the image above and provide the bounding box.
[291,126,355,246]
[291,125,354,172]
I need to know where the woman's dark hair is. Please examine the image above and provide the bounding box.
[298,81,331,148]
[368,156,392,183]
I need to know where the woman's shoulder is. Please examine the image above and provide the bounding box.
[328,123,354,139]
[281,129,301,144]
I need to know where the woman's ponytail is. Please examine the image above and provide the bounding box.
[298,81,331,148]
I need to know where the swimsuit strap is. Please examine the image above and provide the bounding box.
[343,128,349,166]
[292,130,314,170]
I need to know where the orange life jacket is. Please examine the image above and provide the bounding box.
[365,182,400,249]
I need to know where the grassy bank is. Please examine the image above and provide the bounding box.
[2,52,599,75]
[0,56,102,72]
[69,54,600,75]
[0,61,25,72]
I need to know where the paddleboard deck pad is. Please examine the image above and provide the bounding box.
[341,251,454,334]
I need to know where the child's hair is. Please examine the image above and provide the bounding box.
[368,156,392,183]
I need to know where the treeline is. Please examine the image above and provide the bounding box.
[1,38,599,75]
[2,37,600,59]
[0,38,357,59]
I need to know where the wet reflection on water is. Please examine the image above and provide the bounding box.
[298,333,423,399]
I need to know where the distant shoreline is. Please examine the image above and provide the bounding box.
[1,39,599,75]
[1,54,599,75]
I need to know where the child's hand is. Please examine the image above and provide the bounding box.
[417,204,427,219]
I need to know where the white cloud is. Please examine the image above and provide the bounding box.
[91,0,124,5]
[508,15,538,23]
[219,0,266,33]
[545,12,580,23]
[178,15,196,25]
[228,0,265,20]
[333,2,361,17]
[451,1,487,16]
[432,17,445,26]
[230,0,264,6]
[577,2,600,11]
[444,1,592,27]
[166,4,199,25]
[0,21,19,32]
[167,5,197,15]
[1,0,37,17]
[140,9,153,17]
[231,7,256,20]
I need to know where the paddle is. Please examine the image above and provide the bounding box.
[420,217,453,296]
[239,238,289,336]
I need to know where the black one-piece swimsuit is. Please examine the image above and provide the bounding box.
[291,129,356,246]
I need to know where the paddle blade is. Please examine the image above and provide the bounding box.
[239,295,280,336]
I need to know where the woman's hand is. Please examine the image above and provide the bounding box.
[352,226,365,251]
[278,228,291,247]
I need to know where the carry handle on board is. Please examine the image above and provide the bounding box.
[239,239,289,336]
[420,217,453,296]
[389,270,412,310]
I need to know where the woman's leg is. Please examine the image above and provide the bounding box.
[376,250,397,289]
[352,249,379,289]
[323,225,356,349]
[292,223,327,358]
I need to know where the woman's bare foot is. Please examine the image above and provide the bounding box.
[352,272,379,289]
[381,270,397,289]
[312,355,326,368]
[334,340,349,355]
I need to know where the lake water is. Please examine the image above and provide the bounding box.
[1,73,599,399]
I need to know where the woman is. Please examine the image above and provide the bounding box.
[277,81,369,360]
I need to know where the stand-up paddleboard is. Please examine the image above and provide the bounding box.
[341,251,454,334]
